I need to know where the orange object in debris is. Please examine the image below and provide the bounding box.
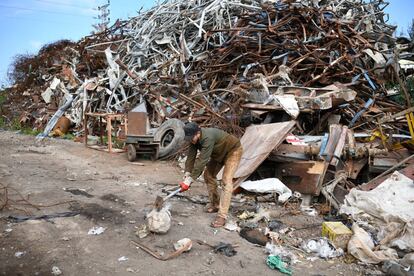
[52,116,71,136]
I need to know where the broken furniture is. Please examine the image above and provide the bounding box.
[126,102,160,161]
[84,113,127,153]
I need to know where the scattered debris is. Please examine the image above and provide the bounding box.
[173,238,192,252]
[14,251,26,258]
[265,243,296,264]
[224,221,240,232]
[341,172,414,253]
[266,255,292,275]
[196,240,238,257]
[213,243,237,257]
[239,228,268,246]
[322,221,353,250]
[135,224,149,239]
[240,178,292,203]
[1,0,414,274]
[302,238,344,259]
[118,256,128,262]
[88,226,106,235]
[268,220,284,232]
[51,266,62,276]
[237,211,256,221]
[347,224,398,264]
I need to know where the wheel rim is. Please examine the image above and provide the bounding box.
[160,129,174,148]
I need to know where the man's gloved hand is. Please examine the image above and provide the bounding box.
[180,175,193,192]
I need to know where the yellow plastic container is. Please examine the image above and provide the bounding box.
[322,221,352,250]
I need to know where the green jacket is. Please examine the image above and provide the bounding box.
[185,128,241,179]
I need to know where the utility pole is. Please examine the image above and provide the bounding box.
[92,0,110,33]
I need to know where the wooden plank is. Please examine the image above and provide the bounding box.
[217,121,296,187]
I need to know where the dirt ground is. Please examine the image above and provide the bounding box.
[0,130,382,276]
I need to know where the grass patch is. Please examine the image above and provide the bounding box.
[62,133,75,140]
[20,127,42,136]
[6,118,41,136]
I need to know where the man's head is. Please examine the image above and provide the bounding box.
[184,122,201,144]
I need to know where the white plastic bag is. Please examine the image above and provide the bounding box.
[302,238,343,259]
[146,205,171,234]
[240,178,292,203]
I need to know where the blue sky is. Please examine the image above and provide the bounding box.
[0,0,413,86]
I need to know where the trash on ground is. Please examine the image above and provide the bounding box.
[213,242,237,257]
[237,211,256,220]
[135,224,149,239]
[265,243,296,264]
[347,224,398,264]
[240,228,269,246]
[224,221,240,232]
[401,253,414,268]
[322,221,353,250]
[266,255,292,275]
[14,251,26,258]
[173,238,192,252]
[88,226,106,235]
[51,266,62,276]
[341,172,414,252]
[268,220,284,232]
[240,178,292,203]
[196,240,238,257]
[302,238,344,259]
[118,256,128,262]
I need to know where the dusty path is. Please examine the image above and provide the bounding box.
[0,130,377,275]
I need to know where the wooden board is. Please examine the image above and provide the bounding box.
[217,121,296,186]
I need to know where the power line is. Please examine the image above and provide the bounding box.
[0,4,96,18]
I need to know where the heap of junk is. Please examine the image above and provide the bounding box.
[1,0,414,271]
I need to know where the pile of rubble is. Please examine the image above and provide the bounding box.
[1,0,414,273]
[1,1,413,187]
[1,0,411,133]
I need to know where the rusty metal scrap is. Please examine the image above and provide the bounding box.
[1,0,414,211]
[2,0,408,135]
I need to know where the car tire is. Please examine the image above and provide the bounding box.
[154,119,185,158]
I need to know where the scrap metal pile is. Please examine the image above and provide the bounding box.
[1,0,414,183]
[2,0,410,134]
[109,0,404,134]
